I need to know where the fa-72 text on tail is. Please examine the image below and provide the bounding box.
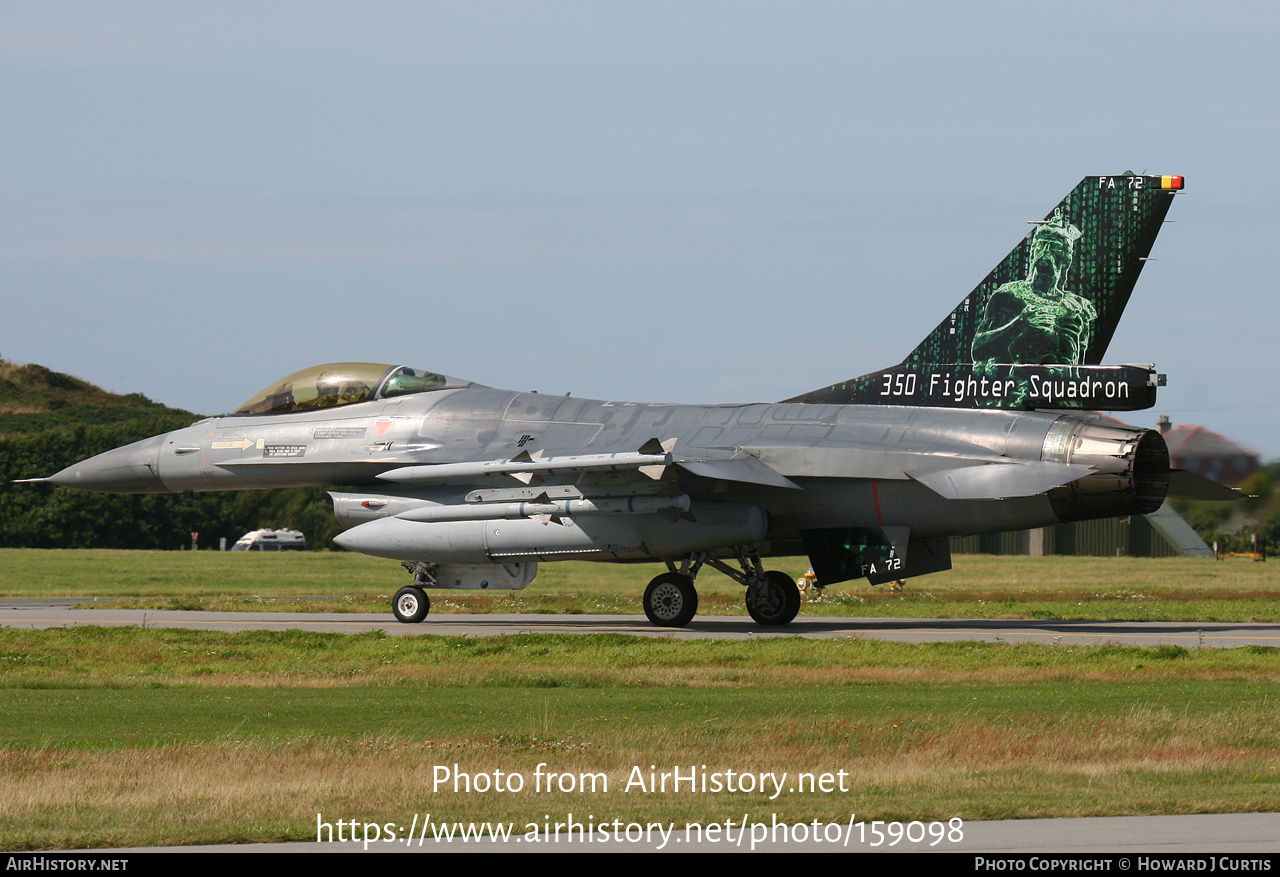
[41,173,1227,627]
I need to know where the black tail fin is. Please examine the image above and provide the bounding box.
[788,173,1182,410]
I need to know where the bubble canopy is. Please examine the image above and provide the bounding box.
[233,363,469,415]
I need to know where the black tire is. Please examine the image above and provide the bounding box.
[643,573,698,628]
[745,570,801,626]
[392,586,430,623]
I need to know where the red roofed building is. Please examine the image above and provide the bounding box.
[1158,415,1259,486]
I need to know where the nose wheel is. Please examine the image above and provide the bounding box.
[643,573,698,628]
[392,586,430,623]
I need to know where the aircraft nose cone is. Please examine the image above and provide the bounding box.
[47,434,169,494]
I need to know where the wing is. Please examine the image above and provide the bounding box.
[329,437,791,564]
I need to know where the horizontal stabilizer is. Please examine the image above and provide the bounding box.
[908,461,1095,500]
[1166,469,1244,501]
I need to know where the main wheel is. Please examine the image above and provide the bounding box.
[392,586,430,623]
[643,573,698,628]
[745,570,801,626]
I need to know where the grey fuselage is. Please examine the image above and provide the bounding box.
[53,382,1163,552]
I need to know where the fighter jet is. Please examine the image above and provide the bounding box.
[37,173,1231,628]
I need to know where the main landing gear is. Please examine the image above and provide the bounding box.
[642,573,698,627]
[745,570,803,626]
[642,547,800,629]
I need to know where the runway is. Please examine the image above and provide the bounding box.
[3,601,1279,647]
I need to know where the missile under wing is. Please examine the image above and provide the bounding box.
[38,172,1227,628]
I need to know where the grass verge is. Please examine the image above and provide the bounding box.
[1,628,1278,848]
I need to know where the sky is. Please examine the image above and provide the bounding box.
[2,1,1278,457]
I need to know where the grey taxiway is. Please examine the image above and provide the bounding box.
[4,601,1278,648]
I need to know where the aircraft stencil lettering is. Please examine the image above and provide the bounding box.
[31,173,1233,628]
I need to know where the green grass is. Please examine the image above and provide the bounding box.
[3,551,1279,848]
[1,628,1278,848]
[2,627,1278,691]
[3,549,1277,621]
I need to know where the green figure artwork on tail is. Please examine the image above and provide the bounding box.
[971,209,1093,365]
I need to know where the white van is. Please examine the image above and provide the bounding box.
[231,529,307,551]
